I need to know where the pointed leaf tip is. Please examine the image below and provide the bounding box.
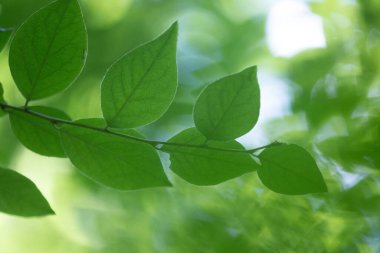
[101,22,178,128]
[258,144,328,195]
[194,66,260,141]
[0,168,55,217]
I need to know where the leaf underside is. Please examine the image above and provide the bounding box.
[101,22,178,128]
[0,0,329,212]
[60,118,171,190]
[162,128,259,185]
[9,106,70,157]
[258,144,328,195]
[194,66,260,141]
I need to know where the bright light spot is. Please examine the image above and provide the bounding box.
[238,72,292,147]
[80,0,131,29]
[335,164,366,189]
[266,0,326,57]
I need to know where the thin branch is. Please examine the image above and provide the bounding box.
[0,102,278,154]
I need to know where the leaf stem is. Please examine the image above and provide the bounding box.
[0,102,278,154]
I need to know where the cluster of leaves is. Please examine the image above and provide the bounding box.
[0,0,327,217]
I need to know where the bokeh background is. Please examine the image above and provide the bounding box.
[1,0,380,252]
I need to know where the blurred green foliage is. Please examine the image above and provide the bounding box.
[0,0,379,252]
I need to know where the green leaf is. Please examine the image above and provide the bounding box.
[194,66,260,141]
[0,82,5,102]
[0,82,6,117]
[9,0,87,101]
[161,128,258,185]
[0,167,54,217]
[60,118,170,190]
[9,106,70,157]
[0,28,13,52]
[101,22,178,128]
[257,144,328,195]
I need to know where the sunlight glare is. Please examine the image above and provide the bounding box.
[266,0,326,57]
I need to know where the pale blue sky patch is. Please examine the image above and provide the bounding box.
[266,0,326,57]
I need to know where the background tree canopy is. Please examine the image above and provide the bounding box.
[0,0,379,252]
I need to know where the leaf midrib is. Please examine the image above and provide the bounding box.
[206,79,246,138]
[259,149,324,187]
[26,1,71,100]
[60,129,166,184]
[107,32,174,127]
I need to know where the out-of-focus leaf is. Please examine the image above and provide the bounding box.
[288,49,337,89]
[0,28,12,52]
[318,136,380,170]
[333,178,380,214]
[0,82,6,117]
